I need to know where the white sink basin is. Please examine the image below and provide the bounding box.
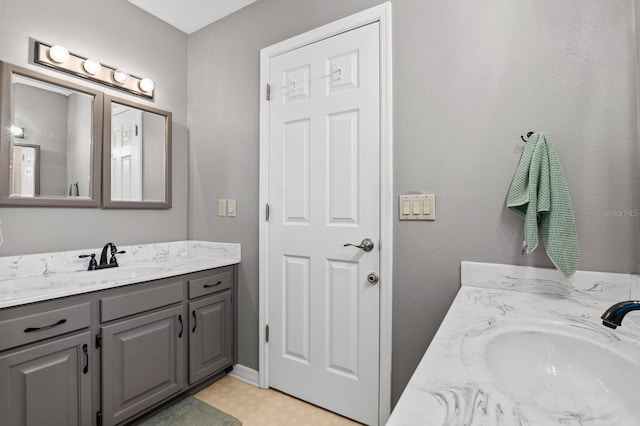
[82,265,164,282]
[462,320,640,421]
[0,265,163,289]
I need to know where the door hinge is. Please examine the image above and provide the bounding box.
[95,334,102,349]
[265,203,270,221]
[96,411,103,426]
[265,324,270,342]
[266,83,271,101]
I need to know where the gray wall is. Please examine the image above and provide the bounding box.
[0,0,188,256]
[187,0,640,405]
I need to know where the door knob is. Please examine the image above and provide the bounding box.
[344,238,374,252]
[367,272,379,284]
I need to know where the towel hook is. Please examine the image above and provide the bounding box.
[520,131,535,143]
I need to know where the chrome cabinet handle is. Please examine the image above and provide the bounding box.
[344,238,374,252]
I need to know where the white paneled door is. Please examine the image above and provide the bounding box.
[267,22,380,425]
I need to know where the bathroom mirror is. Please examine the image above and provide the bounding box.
[0,61,103,207]
[103,94,171,209]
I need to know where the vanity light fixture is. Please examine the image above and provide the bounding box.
[33,41,154,99]
[82,59,102,75]
[47,45,69,64]
[10,126,25,138]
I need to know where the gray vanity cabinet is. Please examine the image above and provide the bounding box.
[0,264,237,426]
[0,331,92,426]
[188,291,233,384]
[100,304,185,426]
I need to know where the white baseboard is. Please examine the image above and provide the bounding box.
[229,364,259,387]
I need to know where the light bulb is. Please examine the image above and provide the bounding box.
[139,78,155,92]
[48,45,69,64]
[83,59,102,75]
[10,125,24,138]
[113,69,129,84]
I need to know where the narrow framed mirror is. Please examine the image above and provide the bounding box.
[0,61,103,207]
[103,95,171,209]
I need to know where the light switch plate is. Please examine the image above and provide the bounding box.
[227,199,237,217]
[399,194,435,221]
[218,199,227,216]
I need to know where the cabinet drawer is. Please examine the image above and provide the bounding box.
[188,267,233,299]
[101,281,184,323]
[0,303,90,352]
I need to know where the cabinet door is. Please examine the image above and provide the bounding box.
[189,291,232,384]
[0,331,92,426]
[101,305,185,426]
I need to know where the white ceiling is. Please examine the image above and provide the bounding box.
[127,0,258,35]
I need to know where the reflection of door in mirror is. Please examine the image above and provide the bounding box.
[11,75,94,198]
[111,104,143,201]
[110,103,167,202]
[11,144,40,196]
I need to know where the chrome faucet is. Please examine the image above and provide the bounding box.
[601,300,640,329]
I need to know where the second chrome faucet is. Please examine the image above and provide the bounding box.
[601,300,640,329]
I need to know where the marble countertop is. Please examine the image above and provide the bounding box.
[0,241,240,309]
[387,262,640,425]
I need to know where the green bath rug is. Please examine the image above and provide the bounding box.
[137,396,242,426]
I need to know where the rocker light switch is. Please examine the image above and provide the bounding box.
[423,194,435,219]
[402,199,411,215]
[412,199,421,215]
[227,199,237,217]
[218,199,227,216]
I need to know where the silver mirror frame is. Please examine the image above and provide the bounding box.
[0,61,103,207]
[102,94,172,209]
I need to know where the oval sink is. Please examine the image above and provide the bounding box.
[462,320,640,421]
[63,265,165,285]
[87,265,164,281]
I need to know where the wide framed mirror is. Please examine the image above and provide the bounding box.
[0,61,103,207]
[102,95,171,209]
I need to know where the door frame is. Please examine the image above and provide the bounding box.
[258,3,393,424]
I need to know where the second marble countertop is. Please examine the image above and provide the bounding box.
[387,262,640,425]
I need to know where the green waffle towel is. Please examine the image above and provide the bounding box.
[507,132,579,277]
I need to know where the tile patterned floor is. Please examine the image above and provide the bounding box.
[196,376,361,426]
